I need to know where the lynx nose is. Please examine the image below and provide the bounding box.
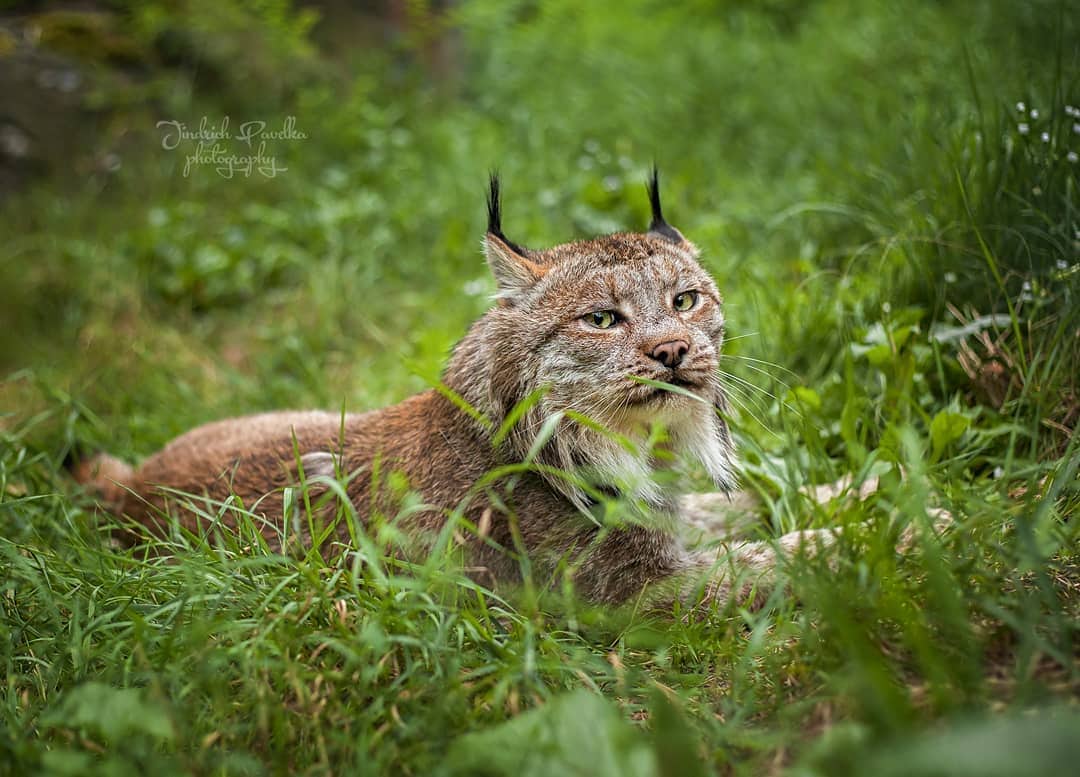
[648,339,689,368]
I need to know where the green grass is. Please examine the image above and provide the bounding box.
[2,1,1078,774]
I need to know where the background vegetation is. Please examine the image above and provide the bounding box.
[1,0,1077,774]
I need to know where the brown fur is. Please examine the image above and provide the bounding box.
[75,177,833,610]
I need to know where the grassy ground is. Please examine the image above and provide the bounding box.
[2,1,1078,774]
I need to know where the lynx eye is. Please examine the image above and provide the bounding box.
[673,290,699,312]
[585,310,619,329]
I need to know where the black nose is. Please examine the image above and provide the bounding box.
[649,339,689,368]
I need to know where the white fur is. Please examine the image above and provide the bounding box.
[299,451,338,480]
[531,391,735,514]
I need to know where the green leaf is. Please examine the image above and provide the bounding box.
[789,386,823,411]
[650,690,708,777]
[41,682,175,744]
[445,690,657,777]
[856,709,1080,777]
[929,410,970,458]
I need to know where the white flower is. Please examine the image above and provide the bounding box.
[1066,105,1077,116]
[1022,280,1032,292]
[993,466,1004,479]
[1068,151,1079,163]
[944,271,957,283]
[882,301,892,314]
[1041,131,1050,142]
[1016,101,1026,112]
[463,278,489,296]
[1018,123,1030,134]
[1074,123,1080,134]
[1057,259,1069,270]
[1030,108,1039,119]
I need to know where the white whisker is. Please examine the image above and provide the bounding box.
[723,353,800,380]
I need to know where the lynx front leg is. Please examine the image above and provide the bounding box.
[678,474,882,546]
[677,509,954,615]
[636,526,836,616]
[678,490,764,543]
[684,527,838,612]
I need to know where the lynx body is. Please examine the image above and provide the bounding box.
[77,173,822,607]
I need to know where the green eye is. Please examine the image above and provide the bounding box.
[586,310,619,329]
[673,291,699,311]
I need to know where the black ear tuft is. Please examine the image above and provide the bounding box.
[646,165,665,228]
[645,165,685,243]
[487,172,528,255]
[487,172,503,236]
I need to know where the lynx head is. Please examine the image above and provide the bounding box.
[446,170,735,511]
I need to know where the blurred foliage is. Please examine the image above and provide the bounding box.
[127,0,321,107]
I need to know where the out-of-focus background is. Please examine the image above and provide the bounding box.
[1,2,1077,775]
[1,0,1074,437]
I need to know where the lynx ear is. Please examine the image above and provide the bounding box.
[645,166,689,245]
[485,174,546,299]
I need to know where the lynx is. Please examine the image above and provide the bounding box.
[75,171,835,610]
